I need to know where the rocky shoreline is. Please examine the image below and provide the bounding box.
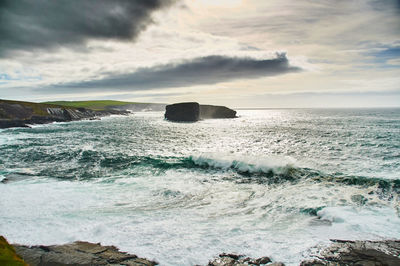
[2,237,399,266]
[0,99,130,129]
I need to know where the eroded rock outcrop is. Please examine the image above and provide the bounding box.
[208,253,283,266]
[164,102,237,122]
[301,239,400,266]
[13,241,157,266]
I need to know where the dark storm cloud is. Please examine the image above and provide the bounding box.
[0,0,174,56]
[47,53,302,91]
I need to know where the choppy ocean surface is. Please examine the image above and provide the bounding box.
[0,109,399,265]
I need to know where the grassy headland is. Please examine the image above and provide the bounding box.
[0,99,131,128]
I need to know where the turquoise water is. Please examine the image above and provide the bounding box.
[0,109,399,265]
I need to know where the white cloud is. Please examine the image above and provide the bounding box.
[0,0,399,107]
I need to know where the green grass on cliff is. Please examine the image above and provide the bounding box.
[0,236,27,266]
[43,100,137,110]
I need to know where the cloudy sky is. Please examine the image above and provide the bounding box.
[0,0,399,107]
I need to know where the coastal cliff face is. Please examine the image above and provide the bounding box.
[164,102,237,122]
[0,99,128,129]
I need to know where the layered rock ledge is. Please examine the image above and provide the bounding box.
[164,102,237,122]
[13,241,157,266]
[300,239,400,266]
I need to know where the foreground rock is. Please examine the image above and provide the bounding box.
[0,99,129,129]
[301,239,400,266]
[13,241,157,266]
[164,102,237,122]
[4,237,399,265]
[208,253,283,266]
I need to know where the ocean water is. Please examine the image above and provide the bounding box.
[0,109,399,265]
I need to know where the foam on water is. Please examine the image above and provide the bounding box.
[189,153,298,175]
[317,206,400,239]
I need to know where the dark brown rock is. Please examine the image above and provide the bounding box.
[253,256,272,264]
[219,253,243,260]
[13,241,157,266]
[208,253,279,266]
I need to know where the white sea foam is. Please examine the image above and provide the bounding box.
[1,109,400,265]
[189,153,298,175]
[317,206,400,239]
[1,170,398,265]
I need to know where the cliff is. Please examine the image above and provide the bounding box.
[164,102,237,122]
[0,99,129,129]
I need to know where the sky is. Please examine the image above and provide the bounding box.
[0,0,399,108]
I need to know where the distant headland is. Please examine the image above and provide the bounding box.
[0,99,166,129]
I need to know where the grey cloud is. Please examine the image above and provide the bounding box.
[0,0,174,56]
[47,53,301,92]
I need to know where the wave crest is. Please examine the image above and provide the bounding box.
[189,153,297,174]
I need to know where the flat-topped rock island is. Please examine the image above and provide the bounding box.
[164,102,237,122]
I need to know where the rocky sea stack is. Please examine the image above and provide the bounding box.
[164,102,237,122]
[164,102,200,122]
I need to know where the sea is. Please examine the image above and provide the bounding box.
[0,108,399,265]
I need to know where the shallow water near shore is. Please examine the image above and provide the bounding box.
[1,109,399,265]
